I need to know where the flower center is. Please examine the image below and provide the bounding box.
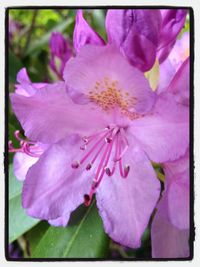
[88,76,144,121]
[88,76,137,112]
[71,125,130,206]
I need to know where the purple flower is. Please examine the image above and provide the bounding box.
[8,243,22,259]
[105,9,162,72]
[74,9,187,72]
[158,57,189,106]
[49,32,72,80]
[9,68,48,181]
[73,10,105,53]
[157,9,188,63]
[10,44,188,248]
[151,57,190,258]
[158,32,189,93]
[151,150,189,258]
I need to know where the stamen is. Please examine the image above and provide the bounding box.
[118,135,130,178]
[105,167,112,176]
[84,194,92,206]
[73,126,130,206]
[91,128,118,187]
[115,128,129,161]
[105,137,112,143]
[8,140,23,153]
[80,144,87,150]
[79,130,111,165]
[86,163,92,170]
[9,131,42,157]
[22,143,41,158]
[71,161,80,169]
[14,130,36,145]
[105,133,119,176]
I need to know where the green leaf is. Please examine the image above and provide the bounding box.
[32,201,109,258]
[25,18,73,56]
[26,221,50,255]
[8,51,23,84]
[9,165,39,243]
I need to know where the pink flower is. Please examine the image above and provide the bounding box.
[49,32,72,80]
[9,68,48,181]
[158,32,189,93]
[73,9,187,72]
[10,45,188,248]
[151,57,190,258]
[151,150,190,258]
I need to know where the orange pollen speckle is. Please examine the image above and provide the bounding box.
[89,77,137,116]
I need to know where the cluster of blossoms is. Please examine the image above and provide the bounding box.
[9,9,190,258]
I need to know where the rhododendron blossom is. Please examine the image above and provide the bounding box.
[10,43,189,248]
[74,9,187,72]
[49,32,72,79]
[151,150,189,258]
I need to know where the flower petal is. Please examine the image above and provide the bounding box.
[168,171,189,229]
[151,190,189,258]
[15,68,47,96]
[96,145,160,248]
[168,57,189,106]
[158,9,187,63]
[13,152,39,181]
[128,93,189,162]
[10,81,109,143]
[64,44,155,113]
[48,214,70,227]
[164,152,190,230]
[121,27,157,72]
[73,10,105,53]
[105,9,162,72]
[157,58,176,93]
[22,134,92,222]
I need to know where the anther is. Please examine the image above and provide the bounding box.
[91,181,98,189]
[124,165,130,177]
[80,144,87,150]
[82,137,88,143]
[105,167,112,176]
[84,194,92,207]
[86,163,92,170]
[105,137,112,143]
[8,140,13,148]
[71,161,80,169]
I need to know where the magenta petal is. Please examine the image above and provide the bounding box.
[96,146,160,248]
[73,10,105,53]
[151,190,189,258]
[121,28,157,72]
[10,81,109,143]
[158,9,187,63]
[22,134,92,221]
[168,57,189,106]
[129,93,189,163]
[106,9,162,71]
